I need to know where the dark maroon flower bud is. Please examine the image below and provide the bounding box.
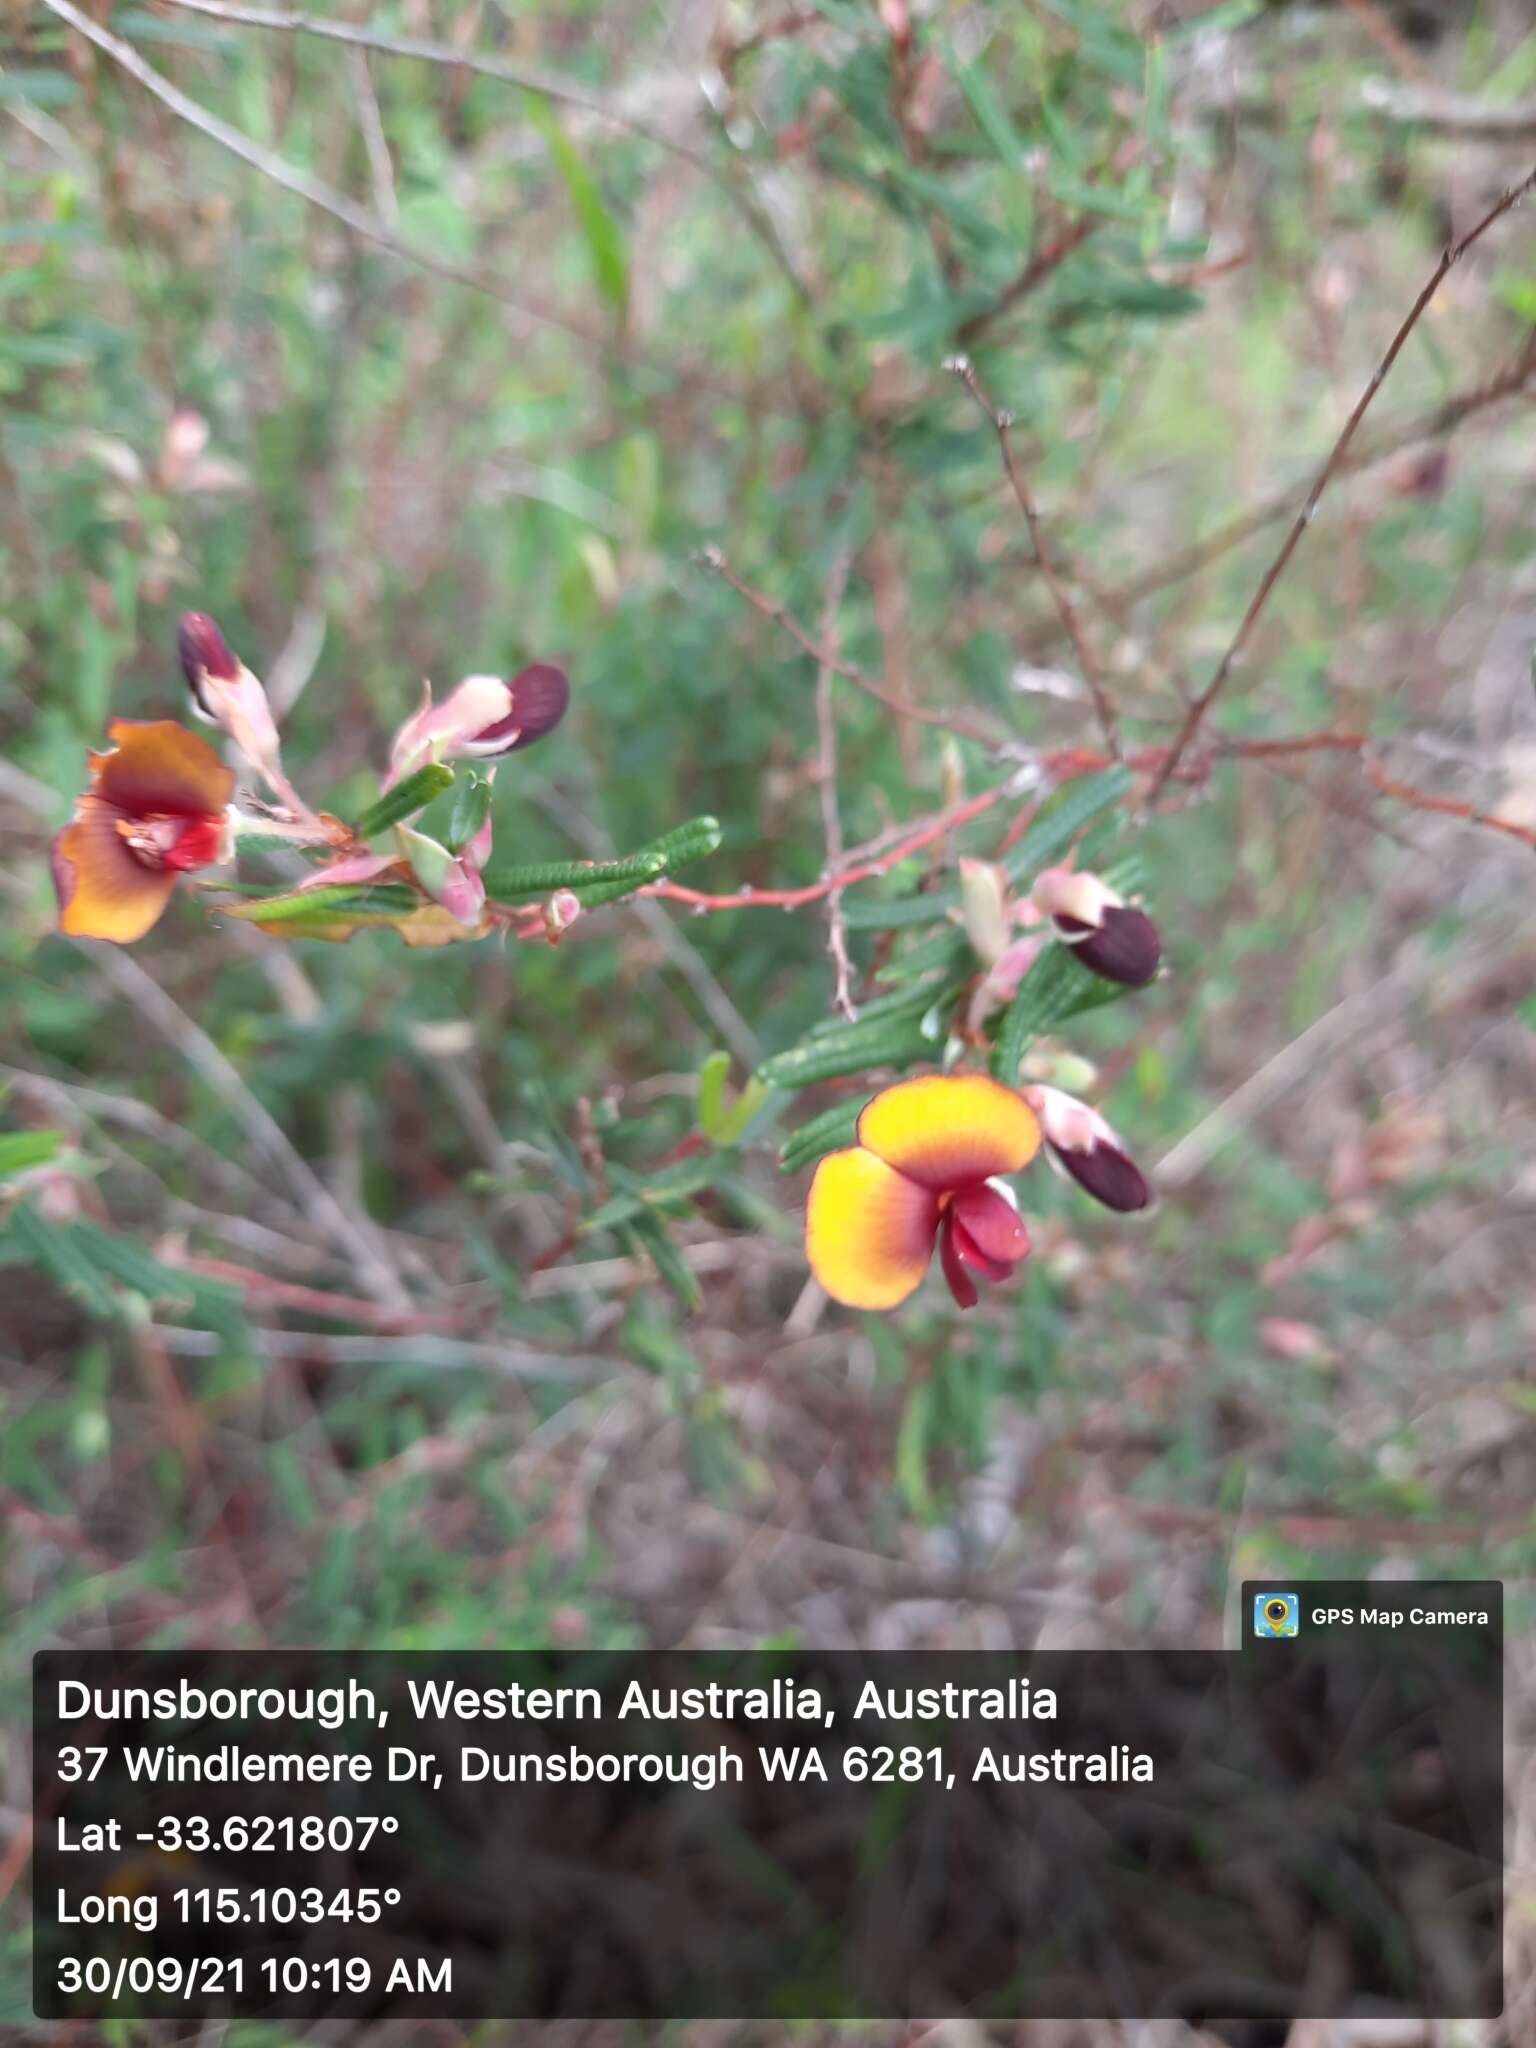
[1055,1135,1151,1212]
[178,611,239,720]
[464,663,570,756]
[1055,903,1160,989]
[1032,866,1161,989]
[1024,1086,1153,1214]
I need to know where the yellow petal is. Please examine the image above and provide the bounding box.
[856,1074,1040,1190]
[53,799,177,943]
[805,1146,940,1311]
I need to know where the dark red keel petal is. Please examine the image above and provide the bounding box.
[939,1213,980,1309]
[951,1183,1030,1265]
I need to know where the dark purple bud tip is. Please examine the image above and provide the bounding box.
[1057,1141,1152,1214]
[471,663,570,754]
[1059,904,1160,989]
[178,612,239,716]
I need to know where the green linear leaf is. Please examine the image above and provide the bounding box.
[0,1130,63,1179]
[354,763,455,838]
[779,1101,862,1175]
[481,852,664,901]
[220,883,420,925]
[632,815,723,872]
[1002,765,1134,883]
[758,1015,935,1090]
[991,942,1130,1083]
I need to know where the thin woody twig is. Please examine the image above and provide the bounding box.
[89,946,414,1313]
[954,216,1101,348]
[651,780,1018,914]
[154,0,720,174]
[948,356,1122,759]
[813,551,858,1019]
[40,0,628,358]
[1096,337,1536,616]
[1142,163,1536,807]
[1361,759,1536,851]
[697,547,1001,749]
[156,0,807,298]
[645,729,1536,920]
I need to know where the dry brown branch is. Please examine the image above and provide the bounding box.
[949,357,1122,758]
[1361,77,1536,139]
[154,0,808,297]
[154,0,718,170]
[1362,759,1536,852]
[41,0,630,357]
[1102,338,1536,614]
[1340,0,1437,86]
[1142,163,1536,807]
[954,215,1101,347]
[90,947,414,1312]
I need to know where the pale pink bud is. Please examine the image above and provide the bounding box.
[177,611,283,780]
[544,888,582,939]
[387,664,570,784]
[966,932,1042,1033]
[958,857,1010,969]
[437,861,487,927]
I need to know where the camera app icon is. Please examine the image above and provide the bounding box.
[1254,1592,1300,1638]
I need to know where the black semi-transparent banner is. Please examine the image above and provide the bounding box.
[33,1582,1502,2022]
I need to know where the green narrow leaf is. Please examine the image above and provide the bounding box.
[895,1383,935,1518]
[951,51,1026,170]
[571,868,665,909]
[757,1015,934,1090]
[221,883,420,924]
[841,889,958,931]
[355,763,455,837]
[0,1130,63,1179]
[806,979,951,1039]
[714,1077,770,1148]
[875,926,969,983]
[1002,765,1134,884]
[697,1052,731,1143]
[991,943,1129,1083]
[621,1213,702,1315]
[6,1203,117,1317]
[582,1154,723,1234]
[526,96,629,318]
[480,852,664,902]
[442,772,493,853]
[632,815,723,872]
[779,1100,862,1175]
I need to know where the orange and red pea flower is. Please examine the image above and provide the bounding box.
[51,719,234,944]
[805,1074,1040,1311]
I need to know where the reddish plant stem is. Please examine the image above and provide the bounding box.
[649,782,1015,913]
[1361,761,1536,851]
[1142,164,1536,808]
[631,731,1535,918]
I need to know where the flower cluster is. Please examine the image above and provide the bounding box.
[805,860,1159,1313]
[52,614,569,947]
